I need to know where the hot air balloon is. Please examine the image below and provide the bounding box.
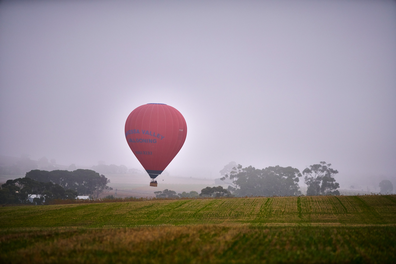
[125,103,187,187]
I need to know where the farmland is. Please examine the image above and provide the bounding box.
[1,195,396,263]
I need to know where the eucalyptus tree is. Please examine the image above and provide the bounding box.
[303,161,340,196]
[221,165,302,197]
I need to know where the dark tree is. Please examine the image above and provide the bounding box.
[379,180,393,194]
[222,165,301,197]
[303,161,340,196]
[0,180,23,204]
[0,177,77,205]
[26,169,112,198]
[154,189,179,198]
[199,186,232,197]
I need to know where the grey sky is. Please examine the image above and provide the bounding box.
[1,0,395,184]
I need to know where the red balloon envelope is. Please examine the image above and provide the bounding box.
[125,103,187,181]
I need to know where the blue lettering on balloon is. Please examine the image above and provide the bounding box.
[141,130,164,140]
[125,129,140,137]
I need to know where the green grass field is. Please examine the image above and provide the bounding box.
[1,195,396,263]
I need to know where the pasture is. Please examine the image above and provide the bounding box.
[1,195,396,263]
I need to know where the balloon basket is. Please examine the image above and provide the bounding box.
[150,181,158,187]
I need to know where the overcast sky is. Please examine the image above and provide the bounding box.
[1,0,395,184]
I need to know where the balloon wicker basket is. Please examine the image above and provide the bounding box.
[150,180,158,187]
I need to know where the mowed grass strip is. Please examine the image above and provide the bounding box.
[1,225,395,264]
[1,195,396,228]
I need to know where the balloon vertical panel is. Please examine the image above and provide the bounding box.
[125,103,187,179]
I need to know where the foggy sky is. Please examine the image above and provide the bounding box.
[1,0,395,184]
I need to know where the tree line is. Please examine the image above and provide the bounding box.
[0,169,112,205]
[2,161,392,204]
[154,161,341,198]
[220,161,340,197]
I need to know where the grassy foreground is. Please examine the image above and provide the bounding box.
[1,195,396,263]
